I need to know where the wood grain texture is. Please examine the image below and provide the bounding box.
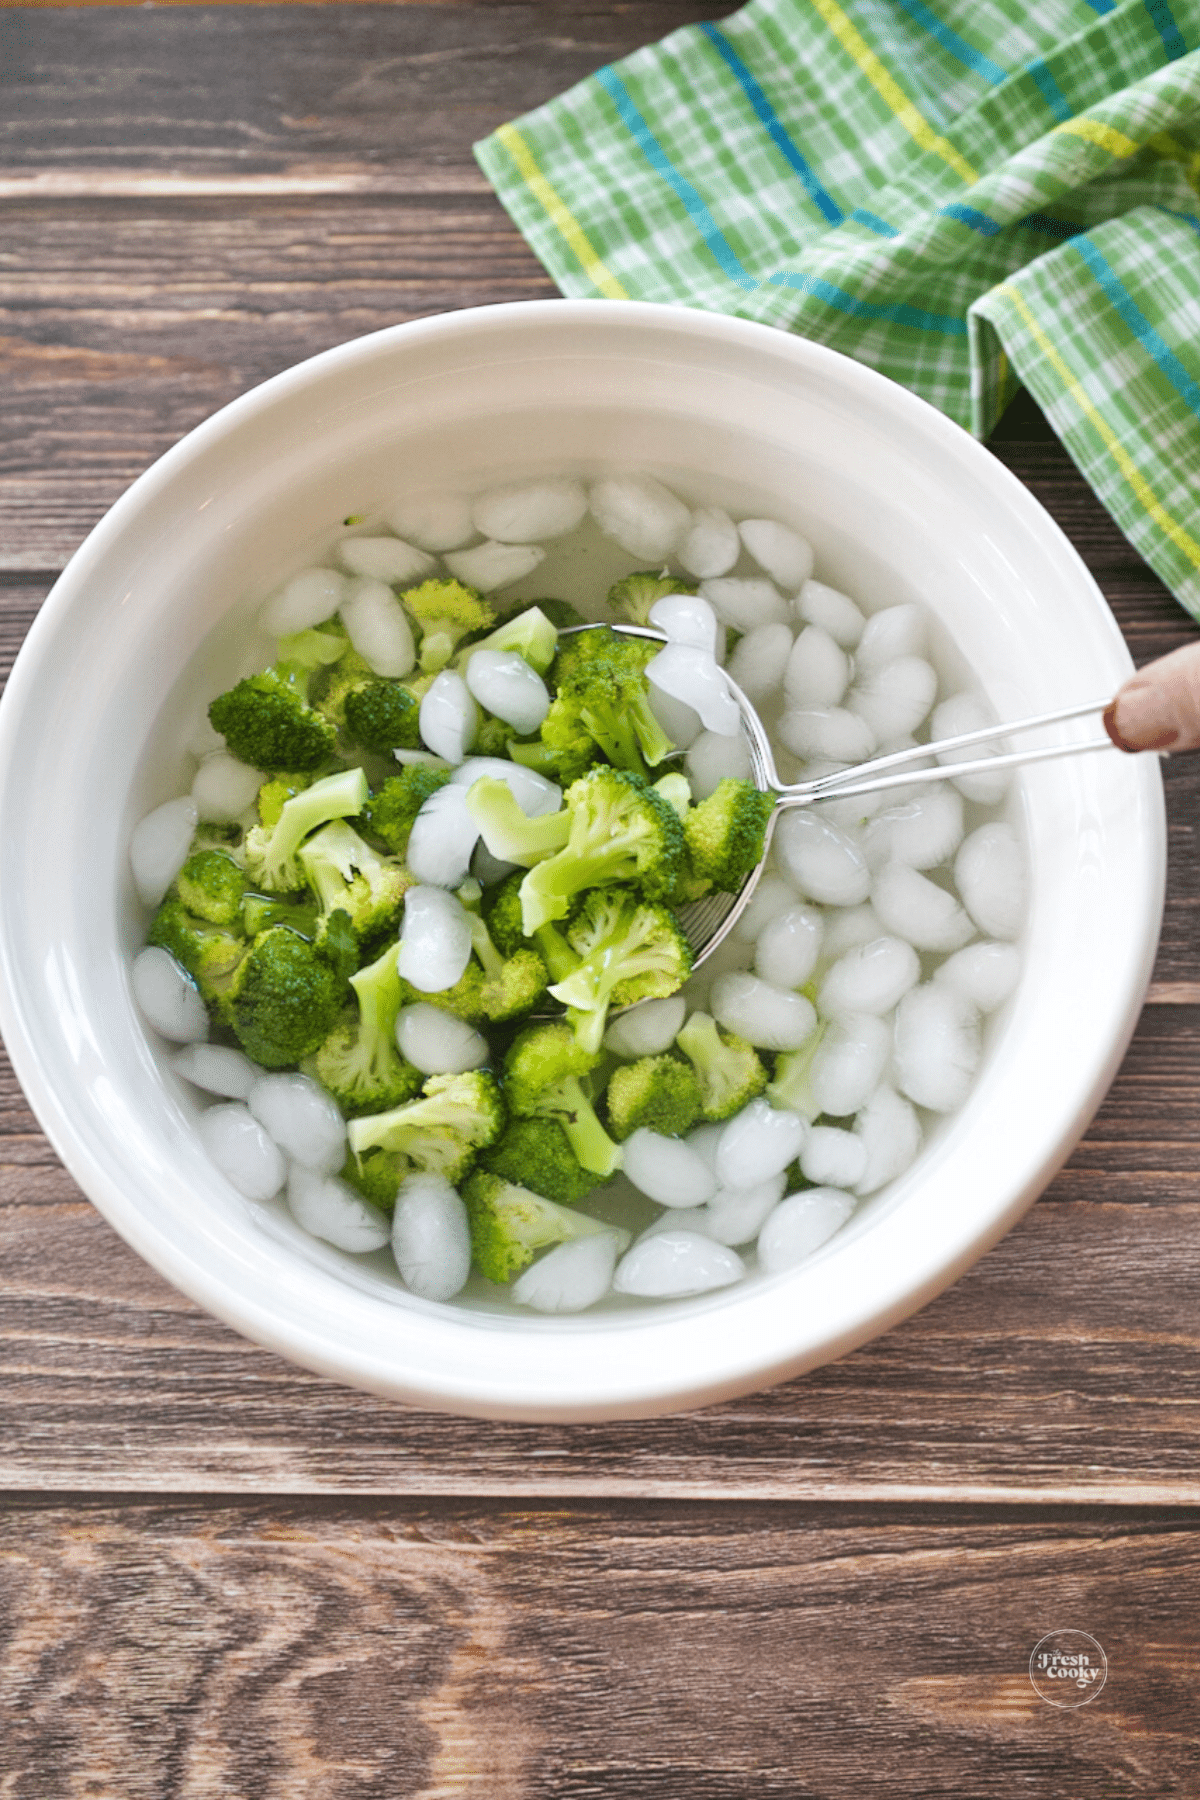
[1,1499,1197,1798]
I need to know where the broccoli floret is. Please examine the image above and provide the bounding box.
[310,940,423,1117]
[765,1021,828,1122]
[227,925,348,1068]
[652,771,693,821]
[361,766,452,856]
[346,1070,506,1184]
[606,1054,702,1140]
[462,1170,621,1284]
[402,578,495,674]
[463,777,571,869]
[464,911,548,1022]
[548,888,692,1054]
[456,604,559,676]
[242,767,368,893]
[255,773,312,831]
[676,1010,768,1121]
[275,621,350,671]
[478,1118,596,1205]
[147,897,247,1012]
[475,715,517,758]
[529,598,586,631]
[298,819,411,943]
[342,680,421,754]
[174,849,247,926]
[481,871,528,956]
[241,892,319,938]
[607,570,697,627]
[508,733,596,786]
[518,767,686,933]
[684,778,774,893]
[339,1146,405,1212]
[503,1023,623,1177]
[209,666,337,771]
[542,628,673,776]
[398,964,488,1025]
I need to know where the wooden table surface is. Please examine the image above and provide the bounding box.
[4,5,1200,1791]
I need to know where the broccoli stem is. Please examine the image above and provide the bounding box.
[532,922,580,983]
[551,1077,623,1176]
[463,777,572,867]
[268,768,369,870]
[351,940,404,1055]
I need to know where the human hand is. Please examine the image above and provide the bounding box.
[1105,640,1200,753]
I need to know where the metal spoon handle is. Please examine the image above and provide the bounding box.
[786,734,1115,806]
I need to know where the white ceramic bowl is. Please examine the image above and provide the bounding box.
[0,302,1164,1420]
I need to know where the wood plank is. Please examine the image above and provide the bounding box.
[3,1011,1200,1498]
[0,1498,1197,1796]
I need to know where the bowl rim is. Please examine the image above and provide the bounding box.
[0,299,1165,1420]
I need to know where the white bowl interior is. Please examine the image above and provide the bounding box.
[0,303,1164,1419]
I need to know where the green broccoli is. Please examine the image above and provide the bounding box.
[346,1069,506,1184]
[517,767,686,934]
[507,732,595,786]
[298,819,411,943]
[652,771,693,821]
[241,892,319,938]
[684,778,775,893]
[547,888,692,1054]
[462,1169,622,1284]
[676,1010,769,1120]
[607,569,696,627]
[605,1054,702,1140]
[529,598,586,631]
[174,849,247,927]
[402,578,495,674]
[255,772,312,831]
[542,628,673,777]
[310,940,423,1117]
[455,604,559,676]
[473,715,517,758]
[361,766,452,856]
[481,871,528,956]
[146,896,247,1013]
[397,963,488,1024]
[765,1021,828,1122]
[342,680,421,754]
[466,910,549,1022]
[209,665,337,772]
[339,1146,405,1212]
[227,925,348,1067]
[503,1023,623,1177]
[241,767,368,893]
[478,1118,596,1205]
[463,777,571,869]
[275,621,350,671]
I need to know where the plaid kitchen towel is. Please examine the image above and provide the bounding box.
[476,0,1200,619]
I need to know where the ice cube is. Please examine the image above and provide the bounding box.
[130,795,199,907]
[854,604,926,673]
[248,1073,345,1174]
[392,1173,472,1301]
[132,946,209,1044]
[197,1103,286,1202]
[340,577,417,678]
[930,692,1010,804]
[622,1129,718,1207]
[700,576,790,631]
[758,1188,854,1273]
[603,994,688,1059]
[396,1003,489,1075]
[819,901,888,959]
[419,669,479,765]
[260,567,347,636]
[170,1043,258,1100]
[893,984,980,1112]
[613,1231,745,1297]
[817,936,920,1018]
[648,683,703,751]
[406,785,481,888]
[397,885,474,991]
[799,1125,867,1190]
[464,648,551,736]
[704,1172,787,1244]
[848,656,937,741]
[648,593,721,656]
[732,873,802,944]
[754,904,823,990]
[444,541,546,593]
[774,811,871,906]
[589,474,690,561]
[336,535,435,586]
[784,626,850,709]
[778,707,876,764]
[710,972,818,1051]
[863,787,963,871]
[933,941,1021,1012]
[678,506,740,579]
[872,862,974,952]
[796,579,865,647]
[854,1083,922,1194]
[715,1098,806,1189]
[647,645,740,735]
[385,490,475,553]
[471,477,587,543]
[726,622,794,700]
[191,752,263,826]
[954,823,1025,941]
[738,518,813,591]
[810,1014,892,1116]
[287,1164,391,1253]
[513,1234,619,1313]
[685,728,752,800]
[450,757,561,816]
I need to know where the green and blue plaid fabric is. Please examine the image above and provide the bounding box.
[476,0,1200,618]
